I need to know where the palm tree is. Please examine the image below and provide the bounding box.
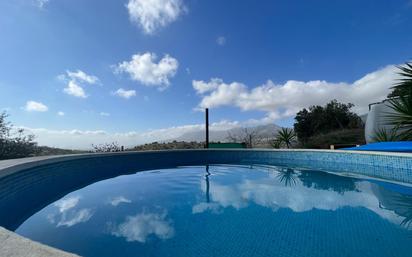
[276,168,297,187]
[275,128,296,148]
[271,139,282,149]
[372,128,400,142]
[383,61,412,140]
[386,95,412,140]
[388,62,412,98]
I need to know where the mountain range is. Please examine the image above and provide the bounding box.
[174,124,282,142]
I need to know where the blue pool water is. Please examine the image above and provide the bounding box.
[14,165,412,257]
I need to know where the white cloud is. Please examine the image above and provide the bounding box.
[113,88,137,99]
[63,81,87,98]
[111,211,174,242]
[24,101,48,112]
[59,70,99,98]
[36,0,49,9]
[126,0,186,34]
[194,167,406,227]
[109,196,132,206]
[216,36,226,46]
[192,202,221,214]
[115,52,178,89]
[66,70,99,85]
[100,112,110,117]
[55,196,80,213]
[48,196,94,228]
[56,209,93,227]
[193,65,399,120]
[20,120,240,149]
[57,111,65,116]
[193,78,223,94]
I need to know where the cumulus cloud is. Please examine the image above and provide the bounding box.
[111,211,174,242]
[21,120,240,149]
[113,88,137,99]
[63,81,87,98]
[193,78,223,94]
[192,202,221,214]
[115,52,178,89]
[55,196,80,213]
[194,167,405,227]
[126,0,186,34]
[193,65,399,121]
[48,196,94,228]
[24,101,48,112]
[56,209,93,227]
[57,111,65,116]
[59,70,99,98]
[100,112,110,117]
[66,70,99,84]
[109,196,132,206]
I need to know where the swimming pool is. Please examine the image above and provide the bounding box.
[1,150,412,256]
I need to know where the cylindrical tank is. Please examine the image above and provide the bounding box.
[364,99,398,143]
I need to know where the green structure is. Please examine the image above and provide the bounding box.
[208,142,247,149]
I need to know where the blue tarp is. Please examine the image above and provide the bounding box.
[343,141,412,152]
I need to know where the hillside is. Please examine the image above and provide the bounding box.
[174,124,281,142]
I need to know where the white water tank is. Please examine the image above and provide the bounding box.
[364,99,398,143]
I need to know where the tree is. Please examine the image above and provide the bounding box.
[375,62,412,141]
[92,142,122,152]
[227,128,262,148]
[293,100,362,143]
[271,139,282,149]
[0,112,38,160]
[273,128,296,148]
[382,62,412,140]
[387,61,412,98]
[372,128,400,142]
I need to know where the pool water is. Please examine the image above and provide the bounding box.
[15,165,412,257]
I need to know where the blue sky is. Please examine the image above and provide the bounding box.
[0,0,411,148]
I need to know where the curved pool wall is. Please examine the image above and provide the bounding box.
[1,149,412,232]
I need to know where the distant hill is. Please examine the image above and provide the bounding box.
[36,146,87,156]
[131,141,204,151]
[174,124,281,142]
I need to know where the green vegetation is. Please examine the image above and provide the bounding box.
[387,61,412,98]
[372,128,399,142]
[92,142,122,152]
[273,128,296,149]
[0,112,86,160]
[131,141,204,151]
[293,100,363,148]
[0,112,38,160]
[303,128,365,149]
[377,61,412,141]
[385,95,412,140]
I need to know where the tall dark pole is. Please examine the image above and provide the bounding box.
[205,108,209,148]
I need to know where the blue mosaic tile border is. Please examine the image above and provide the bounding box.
[205,150,412,184]
[1,149,412,185]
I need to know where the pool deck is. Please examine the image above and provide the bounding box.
[1,149,412,256]
[0,227,79,257]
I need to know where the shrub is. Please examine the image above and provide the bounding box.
[303,128,365,149]
[0,112,38,160]
[294,100,362,144]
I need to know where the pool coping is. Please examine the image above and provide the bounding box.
[1,148,412,256]
[0,226,79,257]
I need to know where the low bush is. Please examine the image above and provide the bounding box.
[303,128,365,149]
